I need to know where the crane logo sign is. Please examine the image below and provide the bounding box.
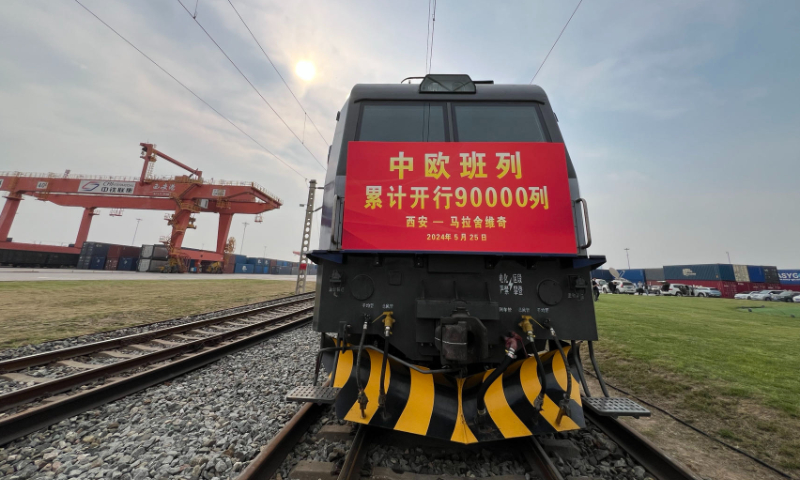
[78,180,136,195]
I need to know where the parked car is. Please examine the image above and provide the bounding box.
[693,287,721,298]
[661,283,690,296]
[602,279,636,294]
[772,290,799,302]
[794,293,800,303]
[749,290,784,301]
[595,279,608,291]
[734,291,755,300]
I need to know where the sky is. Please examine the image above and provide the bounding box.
[0,0,798,269]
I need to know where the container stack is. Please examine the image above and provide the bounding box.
[138,244,169,272]
[779,270,800,291]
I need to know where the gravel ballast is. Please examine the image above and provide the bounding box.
[0,324,319,480]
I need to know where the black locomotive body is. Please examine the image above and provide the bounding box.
[296,75,623,444]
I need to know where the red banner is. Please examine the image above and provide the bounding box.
[342,142,577,254]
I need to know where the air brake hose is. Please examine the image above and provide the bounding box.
[378,333,390,409]
[475,352,515,415]
[355,319,369,417]
[587,340,610,397]
[476,334,522,416]
[529,347,548,413]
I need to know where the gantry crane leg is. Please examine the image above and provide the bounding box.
[0,195,22,242]
[216,213,233,255]
[74,207,97,249]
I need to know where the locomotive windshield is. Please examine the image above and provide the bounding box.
[453,104,547,142]
[356,101,548,143]
[357,103,447,142]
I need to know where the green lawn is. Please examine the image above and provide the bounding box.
[592,294,800,470]
[0,280,309,350]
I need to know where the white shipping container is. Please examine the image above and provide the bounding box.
[138,258,151,272]
[141,245,154,259]
[733,264,750,282]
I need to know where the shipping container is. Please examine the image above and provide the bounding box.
[765,283,783,290]
[591,269,614,281]
[665,279,738,298]
[747,266,765,283]
[140,245,155,259]
[254,265,264,274]
[235,263,254,274]
[617,269,645,284]
[138,258,151,272]
[734,282,752,293]
[763,266,780,284]
[0,249,48,267]
[147,260,169,272]
[107,245,123,259]
[120,245,141,258]
[104,258,119,270]
[749,282,766,292]
[118,257,137,271]
[82,242,111,258]
[90,256,106,270]
[269,259,278,267]
[732,265,749,282]
[642,268,664,282]
[246,257,259,265]
[152,245,170,260]
[233,254,247,264]
[779,269,800,286]
[223,262,235,274]
[663,264,734,282]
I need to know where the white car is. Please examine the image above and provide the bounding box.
[734,291,755,300]
[661,283,689,296]
[794,293,800,303]
[693,287,721,298]
[749,290,783,301]
[602,279,636,294]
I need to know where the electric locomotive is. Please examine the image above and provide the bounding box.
[289,74,648,443]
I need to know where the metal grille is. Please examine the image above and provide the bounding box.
[584,397,651,417]
[286,385,340,404]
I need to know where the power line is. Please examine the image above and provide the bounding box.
[529,0,584,84]
[176,0,326,171]
[226,0,330,146]
[72,0,306,180]
[427,0,437,74]
[425,0,431,73]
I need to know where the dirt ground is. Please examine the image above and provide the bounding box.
[0,280,313,349]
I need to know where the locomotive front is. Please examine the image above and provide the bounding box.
[290,75,622,443]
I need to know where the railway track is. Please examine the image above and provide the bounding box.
[0,292,315,446]
[239,398,698,480]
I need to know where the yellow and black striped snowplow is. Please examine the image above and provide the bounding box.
[329,345,584,443]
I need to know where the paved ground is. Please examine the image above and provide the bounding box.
[0,268,297,282]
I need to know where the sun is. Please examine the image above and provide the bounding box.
[295,61,316,81]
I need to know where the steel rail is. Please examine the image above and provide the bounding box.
[238,381,331,480]
[0,303,313,412]
[336,424,371,480]
[583,407,699,480]
[0,311,313,446]
[520,437,564,480]
[0,293,314,373]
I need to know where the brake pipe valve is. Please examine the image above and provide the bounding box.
[518,315,537,344]
[382,311,395,337]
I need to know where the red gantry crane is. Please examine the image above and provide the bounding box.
[0,143,282,264]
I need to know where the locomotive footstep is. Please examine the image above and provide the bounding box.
[583,397,650,418]
[286,385,341,404]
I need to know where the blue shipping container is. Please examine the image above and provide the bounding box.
[664,264,730,281]
[618,269,646,283]
[779,270,800,285]
[747,266,765,283]
[246,257,259,265]
[254,265,264,274]
[90,256,106,270]
[234,263,254,274]
[233,254,247,264]
[591,269,614,281]
[118,257,137,271]
[261,265,270,274]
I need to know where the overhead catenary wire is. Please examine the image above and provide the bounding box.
[425,0,431,73]
[176,0,327,171]
[427,0,437,74]
[72,0,306,181]
[226,0,330,146]
[529,0,584,84]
